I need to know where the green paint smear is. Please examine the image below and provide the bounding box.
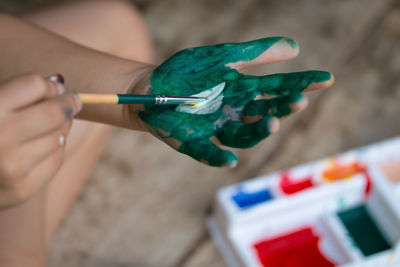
[138,37,332,166]
[243,93,304,118]
[338,205,391,256]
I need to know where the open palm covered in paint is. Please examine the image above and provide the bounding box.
[137,37,334,167]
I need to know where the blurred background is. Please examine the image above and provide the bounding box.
[1,0,399,266]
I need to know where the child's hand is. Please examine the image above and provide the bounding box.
[135,37,334,167]
[0,74,82,209]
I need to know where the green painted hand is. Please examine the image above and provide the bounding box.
[137,37,334,167]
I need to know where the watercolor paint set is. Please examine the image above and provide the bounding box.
[207,137,400,267]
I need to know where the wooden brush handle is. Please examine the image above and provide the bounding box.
[78,93,119,104]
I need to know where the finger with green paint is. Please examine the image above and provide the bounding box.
[129,37,334,167]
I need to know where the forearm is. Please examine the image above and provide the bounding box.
[0,13,152,130]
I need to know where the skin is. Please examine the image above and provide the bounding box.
[136,37,334,167]
[0,1,152,265]
[2,4,400,266]
[0,13,333,169]
[0,74,81,209]
[0,3,332,265]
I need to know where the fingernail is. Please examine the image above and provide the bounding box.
[47,74,65,94]
[328,74,335,87]
[268,117,280,133]
[58,135,66,147]
[64,92,82,115]
[290,96,308,112]
[282,37,299,51]
[225,154,238,168]
[228,160,238,168]
[63,106,74,119]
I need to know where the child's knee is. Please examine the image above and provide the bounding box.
[94,0,153,62]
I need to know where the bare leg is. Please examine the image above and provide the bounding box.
[22,0,153,244]
[0,192,46,265]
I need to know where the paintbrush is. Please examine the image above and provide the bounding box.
[78,93,205,105]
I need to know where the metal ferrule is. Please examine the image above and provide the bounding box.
[155,95,168,104]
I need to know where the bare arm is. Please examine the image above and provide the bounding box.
[0,13,335,168]
[0,13,152,130]
[0,11,152,267]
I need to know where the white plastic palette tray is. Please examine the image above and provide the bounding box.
[207,137,400,267]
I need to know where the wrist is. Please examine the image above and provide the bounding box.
[124,65,154,95]
[75,59,155,130]
[123,65,155,131]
